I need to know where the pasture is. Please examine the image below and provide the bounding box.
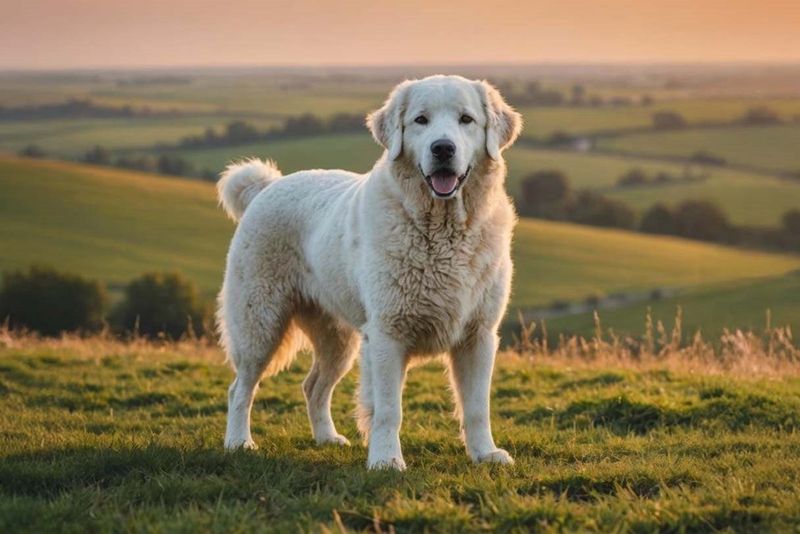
[1,336,799,532]
[2,157,798,331]
[597,124,800,174]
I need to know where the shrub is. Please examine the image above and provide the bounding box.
[690,151,726,166]
[617,168,649,187]
[519,170,571,218]
[673,200,731,242]
[18,144,46,158]
[640,203,677,235]
[740,106,782,125]
[83,145,112,165]
[112,272,209,339]
[782,208,800,235]
[568,191,637,230]
[0,266,107,336]
[157,154,195,177]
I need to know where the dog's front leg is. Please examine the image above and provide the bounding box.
[450,328,514,465]
[365,330,408,470]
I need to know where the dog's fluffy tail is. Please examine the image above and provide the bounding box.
[217,158,282,222]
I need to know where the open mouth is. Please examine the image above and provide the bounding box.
[421,166,471,198]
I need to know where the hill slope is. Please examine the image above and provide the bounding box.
[1,156,798,333]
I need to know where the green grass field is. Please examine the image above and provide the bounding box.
[597,124,800,174]
[506,147,800,227]
[520,98,800,139]
[1,340,799,531]
[545,270,800,340]
[3,156,798,320]
[166,133,800,227]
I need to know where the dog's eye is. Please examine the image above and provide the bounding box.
[460,114,474,125]
[414,115,428,125]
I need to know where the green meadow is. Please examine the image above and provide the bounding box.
[1,340,799,532]
[1,156,798,336]
[597,124,800,174]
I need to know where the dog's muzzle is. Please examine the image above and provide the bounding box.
[421,165,471,198]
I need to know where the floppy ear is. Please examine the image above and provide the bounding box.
[366,81,411,160]
[478,80,523,160]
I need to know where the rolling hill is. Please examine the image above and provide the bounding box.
[1,155,798,337]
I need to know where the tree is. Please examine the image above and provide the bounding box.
[617,168,649,187]
[783,208,800,235]
[519,170,571,218]
[112,272,209,339]
[157,154,194,177]
[225,121,260,144]
[19,144,46,158]
[673,200,730,242]
[640,203,677,235]
[83,145,111,165]
[740,107,782,126]
[0,266,106,336]
[568,191,636,230]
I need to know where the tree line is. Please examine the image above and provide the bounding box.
[518,170,800,251]
[0,267,211,339]
[0,99,182,120]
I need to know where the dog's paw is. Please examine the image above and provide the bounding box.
[224,438,258,451]
[316,433,351,446]
[367,456,406,471]
[475,448,514,465]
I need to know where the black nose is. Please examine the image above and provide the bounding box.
[431,139,456,162]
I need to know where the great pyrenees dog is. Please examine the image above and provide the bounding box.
[216,75,521,470]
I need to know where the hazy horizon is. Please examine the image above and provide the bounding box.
[3,0,800,70]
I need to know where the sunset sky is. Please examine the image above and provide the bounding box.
[2,0,799,69]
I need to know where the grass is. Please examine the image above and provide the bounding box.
[3,156,799,312]
[510,218,800,308]
[0,156,232,298]
[519,97,800,139]
[597,124,800,174]
[1,333,799,532]
[543,270,800,341]
[0,116,282,158]
[168,133,800,228]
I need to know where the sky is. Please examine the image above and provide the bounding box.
[2,0,800,69]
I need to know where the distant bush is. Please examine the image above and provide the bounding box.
[640,203,677,235]
[157,154,195,177]
[115,154,158,173]
[673,200,731,242]
[690,151,726,166]
[519,170,570,218]
[0,266,107,336]
[651,111,687,130]
[739,106,782,126]
[83,145,112,165]
[568,191,637,230]
[617,168,649,187]
[112,272,209,339]
[783,209,800,235]
[18,144,46,159]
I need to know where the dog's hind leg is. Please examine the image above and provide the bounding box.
[298,308,360,445]
[223,288,303,451]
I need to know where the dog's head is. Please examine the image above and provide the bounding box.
[368,75,522,200]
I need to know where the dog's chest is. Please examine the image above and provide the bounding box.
[375,220,497,348]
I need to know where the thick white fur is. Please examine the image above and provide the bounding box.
[217,75,522,469]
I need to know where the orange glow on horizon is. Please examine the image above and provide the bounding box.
[2,0,799,69]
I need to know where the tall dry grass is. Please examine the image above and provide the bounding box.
[511,307,799,377]
[1,309,797,377]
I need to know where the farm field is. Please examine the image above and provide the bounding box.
[597,124,800,174]
[544,270,800,341]
[519,97,800,139]
[0,116,282,158]
[1,156,798,331]
[1,339,799,531]
[168,132,800,228]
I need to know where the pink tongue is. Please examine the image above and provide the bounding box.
[431,174,458,194]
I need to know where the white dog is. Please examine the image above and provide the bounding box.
[216,75,521,470]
